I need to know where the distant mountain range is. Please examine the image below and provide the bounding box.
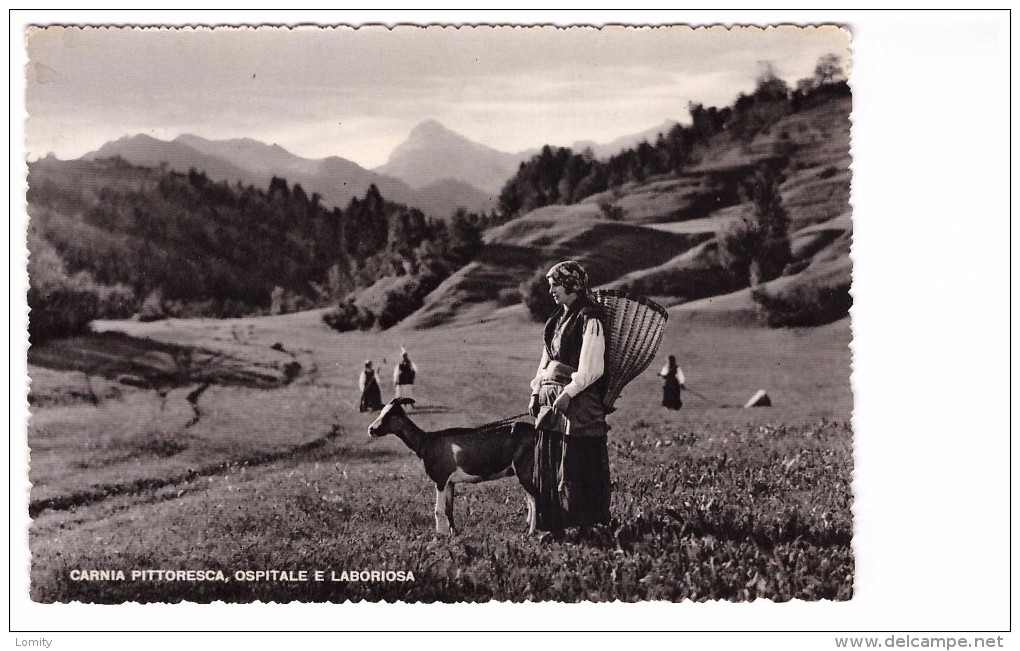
[79,120,681,219]
[81,134,495,218]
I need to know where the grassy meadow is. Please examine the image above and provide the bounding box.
[28,305,854,603]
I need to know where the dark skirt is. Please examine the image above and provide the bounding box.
[662,377,682,410]
[359,379,383,412]
[532,430,611,532]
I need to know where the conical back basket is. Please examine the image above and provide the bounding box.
[592,289,668,412]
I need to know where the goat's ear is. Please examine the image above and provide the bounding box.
[394,397,416,407]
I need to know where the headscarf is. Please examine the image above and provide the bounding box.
[546,260,591,298]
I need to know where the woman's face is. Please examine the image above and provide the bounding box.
[547,277,575,306]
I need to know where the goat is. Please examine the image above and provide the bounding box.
[367,398,538,534]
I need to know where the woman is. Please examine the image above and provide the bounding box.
[358,360,383,412]
[393,347,417,404]
[659,354,685,410]
[527,260,611,535]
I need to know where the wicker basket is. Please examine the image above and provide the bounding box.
[592,289,668,411]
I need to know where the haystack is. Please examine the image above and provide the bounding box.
[743,389,772,408]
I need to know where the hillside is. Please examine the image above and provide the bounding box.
[398,93,852,329]
[25,158,484,340]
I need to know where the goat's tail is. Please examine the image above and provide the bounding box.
[475,412,531,433]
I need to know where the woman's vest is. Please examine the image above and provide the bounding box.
[543,298,606,399]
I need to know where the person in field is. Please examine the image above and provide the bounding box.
[527,260,611,536]
[393,346,418,405]
[358,360,384,412]
[659,354,686,410]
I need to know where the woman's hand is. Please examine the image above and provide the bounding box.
[553,391,571,413]
[528,394,541,417]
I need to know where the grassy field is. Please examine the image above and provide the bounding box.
[28,306,853,603]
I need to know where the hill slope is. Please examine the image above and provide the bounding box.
[396,94,852,329]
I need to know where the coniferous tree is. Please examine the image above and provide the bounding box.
[718,162,792,286]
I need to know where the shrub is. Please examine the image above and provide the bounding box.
[377,279,424,330]
[138,289,167,322]
[717,163,793,286]
[270,286,316,316]
[282,361,302,383]
[598,199,625,221]
[751,280,852,327]
[782,259,811,276]
[496,287,522,307]
[91,282,138,320]
[27,286,99,343]
[323,300,375,332]
[520,267,557,323]
[218,299,251,319]
[718,218,763,283]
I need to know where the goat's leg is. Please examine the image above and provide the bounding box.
[443,482,456,534]
[434,482,456,534]
[434,484,450,534]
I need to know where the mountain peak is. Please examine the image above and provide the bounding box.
[403,120,473,148]
[410,119,450,135]
[116,133,162,144]
[378,122,520,193]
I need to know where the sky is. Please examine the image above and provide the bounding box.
[25,24,850,170]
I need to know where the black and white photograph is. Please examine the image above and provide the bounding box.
[23,21,855,604]
[9,8,1012,644]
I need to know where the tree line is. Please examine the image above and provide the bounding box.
[27,159,486,341]
[497,55,849,222]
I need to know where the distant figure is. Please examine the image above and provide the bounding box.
[659,355,686,410]
[393,346,418,405]
[359,360,383,412]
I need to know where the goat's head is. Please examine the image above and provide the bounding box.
[367,398,416,438]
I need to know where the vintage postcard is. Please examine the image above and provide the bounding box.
[21,22,854,611]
